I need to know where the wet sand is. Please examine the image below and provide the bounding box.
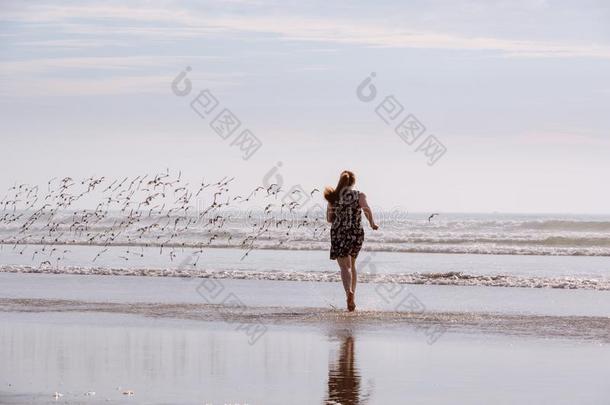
[1,311,609,404]
[0,273,609,404]
[1,272,609,317]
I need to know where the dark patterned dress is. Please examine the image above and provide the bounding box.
[330,189,365,259]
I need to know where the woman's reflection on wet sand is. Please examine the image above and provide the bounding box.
[325,331,367,404]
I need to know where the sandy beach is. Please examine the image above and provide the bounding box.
[1,272,609,404]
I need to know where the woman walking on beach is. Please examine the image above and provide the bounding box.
[325,170,378,311]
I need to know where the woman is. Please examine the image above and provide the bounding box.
[324,170,378,311]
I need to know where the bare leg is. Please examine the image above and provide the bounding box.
[336,256,353,294]
[350,256,357,293]
[337,256,355,311]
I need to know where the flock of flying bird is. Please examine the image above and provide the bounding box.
[0,170,328,268]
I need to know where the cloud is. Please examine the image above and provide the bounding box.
[0,55,222,75]
[518,131,610,146]
[2,3,610,59]
[202,17,610,59]
[0,3,195,24]
[0,59,245,96]
[2,2,609,96]
[16,39,131,50]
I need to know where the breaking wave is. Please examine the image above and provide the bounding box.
[2,265,608,291]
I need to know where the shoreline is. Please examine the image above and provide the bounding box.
[1,297,609,343]
[2,264,609,291]
[2,272,609,317]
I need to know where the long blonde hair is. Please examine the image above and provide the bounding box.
[324,170,356,204]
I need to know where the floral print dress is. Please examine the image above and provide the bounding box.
[330,189,365,260]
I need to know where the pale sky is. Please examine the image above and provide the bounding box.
[1,0,609,214]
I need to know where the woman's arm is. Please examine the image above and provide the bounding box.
[359,192,378,230]
[326,203,335,223]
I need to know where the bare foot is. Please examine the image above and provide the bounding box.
[347,292,356,312]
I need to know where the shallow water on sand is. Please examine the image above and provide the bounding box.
[0,312,609,405]
[2,272,609,318]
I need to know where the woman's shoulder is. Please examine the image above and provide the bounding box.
[357,190,368,207]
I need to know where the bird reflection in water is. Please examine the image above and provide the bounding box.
[325,331,371,404]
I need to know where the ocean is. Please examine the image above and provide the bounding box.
[1,211,609,291]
